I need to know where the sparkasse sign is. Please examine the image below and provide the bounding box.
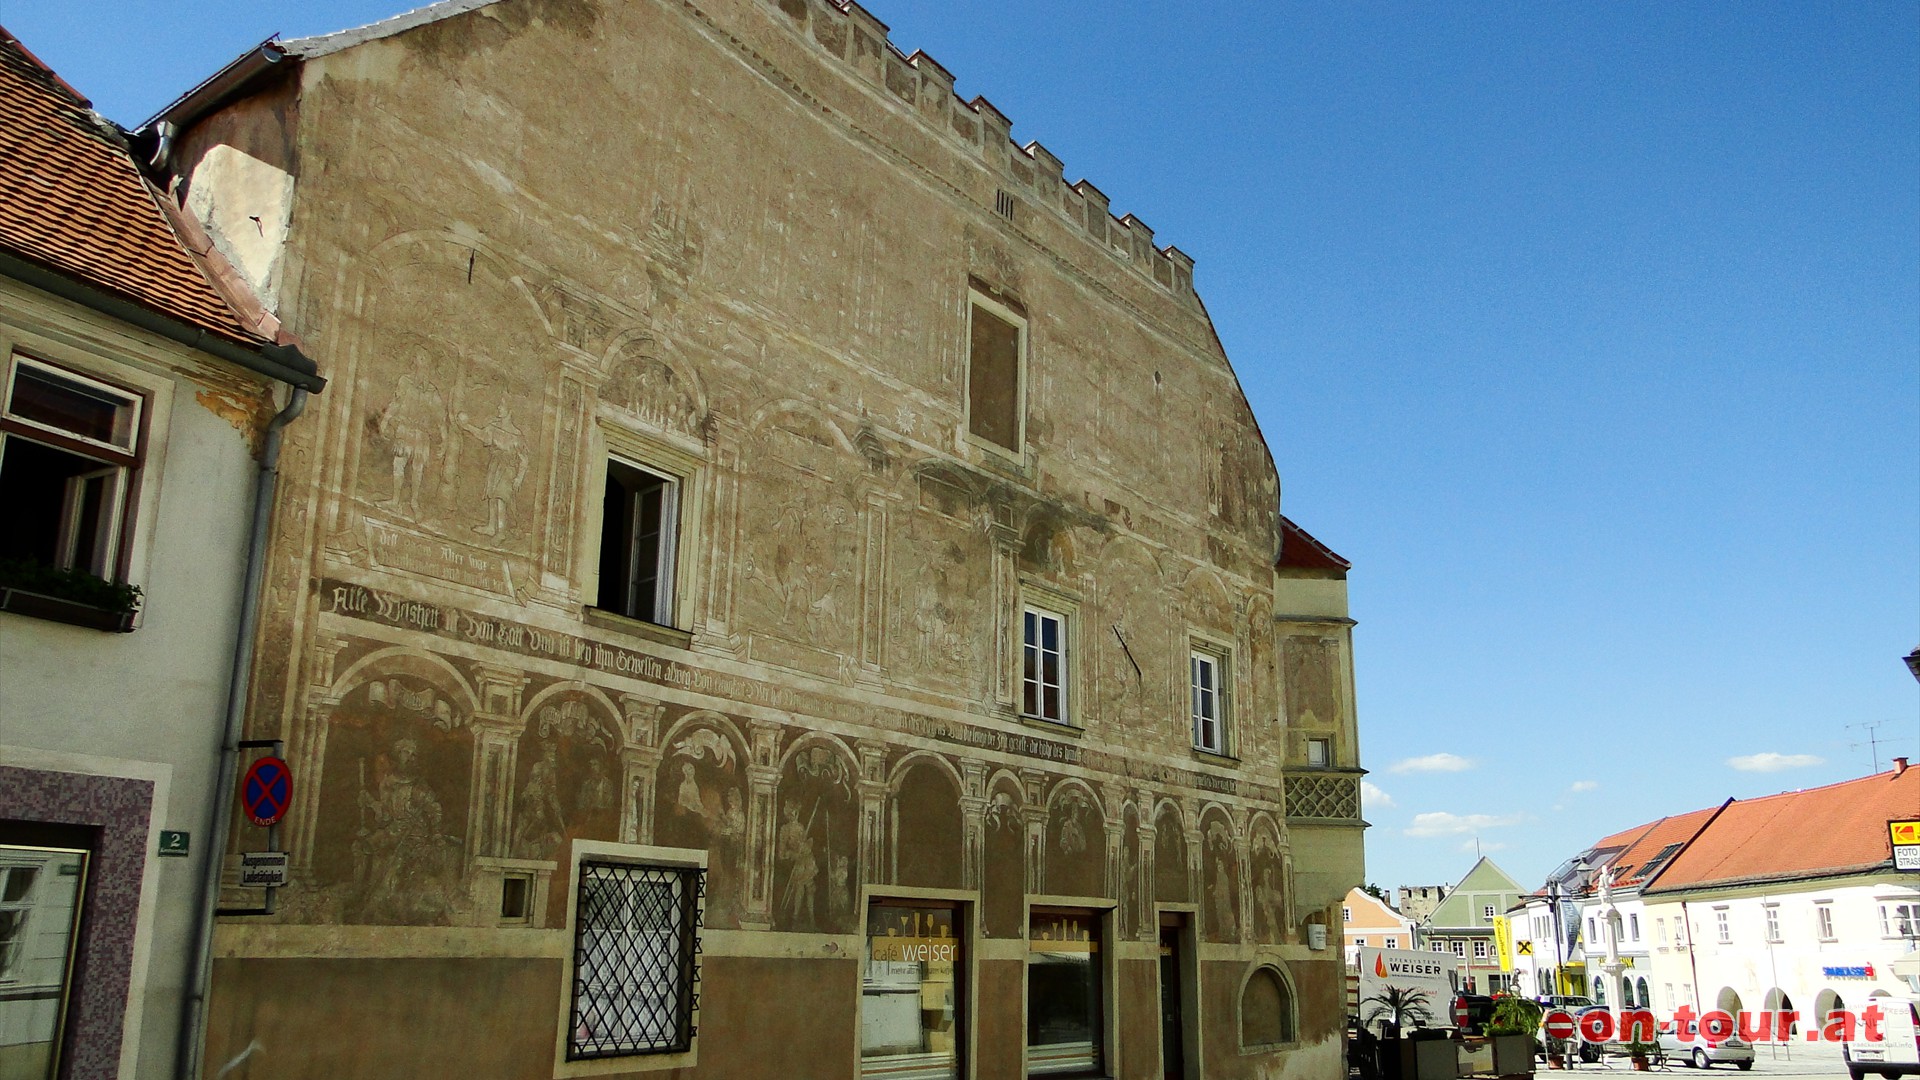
[1357,946,1458,1024]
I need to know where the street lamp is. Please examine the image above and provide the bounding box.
[1905,646,1920,684]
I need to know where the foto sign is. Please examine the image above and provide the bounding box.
[239,851,289,889]
[1891,820,1920,871]
[1358,947,1457,1024]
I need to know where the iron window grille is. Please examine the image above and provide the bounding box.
[568,862,704,1060]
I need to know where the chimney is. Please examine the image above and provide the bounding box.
[1894,757,1909,778]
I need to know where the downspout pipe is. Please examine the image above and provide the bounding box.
[176,385,309,1080]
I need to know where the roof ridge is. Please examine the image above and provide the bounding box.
[0,24,93,109]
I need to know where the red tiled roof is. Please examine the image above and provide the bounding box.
[0,27,268,347]
[1277,515,1351,572]
[1644,767,1920,893]
[1604,806,1719,888]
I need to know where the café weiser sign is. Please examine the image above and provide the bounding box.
[1358,946,1457,1011]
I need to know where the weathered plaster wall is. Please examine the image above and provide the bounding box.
[175,0,1364,1072]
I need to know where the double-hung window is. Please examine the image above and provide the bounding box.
[568,861,701,1059]
[0,357,144,580]
[1815,904,1834,941]
[1763,905,1781,943]
[597,459,679,626]
[1473,940,1488,960]
[1714,909,1730,943]
[1022,607,1067,723]
[1882,901,1920,938]
[1190,648,1228,754]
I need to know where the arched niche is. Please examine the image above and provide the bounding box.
[889,753,964,889]
[655,711,749,927]
[1248,815,1287,944]
[1240,964,1297,1049]
[1200,809,1240,943]
[982,774,1026,939]
[773,735,858,933]
[1153,802,1190,904]
[1045,780,1104,898]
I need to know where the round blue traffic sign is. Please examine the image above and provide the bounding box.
[242,756,292,827]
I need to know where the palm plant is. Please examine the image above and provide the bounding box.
[1362,986,1436,1036]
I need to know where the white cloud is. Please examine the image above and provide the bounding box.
[1361,781,1397,810]
[1566,780,1599,794]
[1727,752,1825,773]
[1389,752,1475,774]
[1405,812,1525,838]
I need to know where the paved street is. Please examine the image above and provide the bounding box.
[1552,1042,1853,1078]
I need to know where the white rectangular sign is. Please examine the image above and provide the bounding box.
[239,851,289,888]
[1357,946,1458,1024]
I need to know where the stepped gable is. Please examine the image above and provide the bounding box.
[256,0,1201,304]
[0,27,273,346]
[1643,765,1920,892]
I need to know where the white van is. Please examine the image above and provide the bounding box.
[1846,995,1920,1080]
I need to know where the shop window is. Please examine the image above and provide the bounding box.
[0,844,90,1080]
[0,357,144,580]
[1027,908,1103,1076]
[596,458,679,626]
[966,296,1024,452]
[567,861,701,1059]
[863,901,964,1080]
[1239,966,1296,1048]
[1022,607,1068,723]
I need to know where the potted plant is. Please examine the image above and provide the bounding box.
[0,557,141,632]
[1484,996,1542,1076]
[1626,1038,1656,1071]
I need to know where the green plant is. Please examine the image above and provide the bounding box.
[1626,1038,1656,1061]
[1362,986,1435,1034]
[1488,995,1544,1037]
[0,558,142,615]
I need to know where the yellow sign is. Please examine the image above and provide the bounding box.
[1893,820,1920,871]
[1517,940,1533,956]
[1492,917,1514,972]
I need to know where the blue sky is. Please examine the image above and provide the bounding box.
[12,2,1917,894]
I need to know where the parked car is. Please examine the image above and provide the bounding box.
[1657,1018,1754,1070]
[1452,994,1497,1035]
[1844,995,1920,1080]
[1537,995,1597,1010]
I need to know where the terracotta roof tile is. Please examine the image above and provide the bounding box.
[0,26,266,346]
[1277,515,1351,572]
[1605,807,1719,888]
[1644,767,1920,893]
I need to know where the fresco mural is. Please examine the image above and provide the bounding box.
[654,715,750,926]
[774,740,857,933]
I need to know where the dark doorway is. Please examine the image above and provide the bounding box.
[1159,920,1187,1079]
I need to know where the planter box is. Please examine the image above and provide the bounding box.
[1491,1033,1535,1076]
[0,587,135,632]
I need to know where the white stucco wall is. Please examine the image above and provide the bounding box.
[0,279,274,1078]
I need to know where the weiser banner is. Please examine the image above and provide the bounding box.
[1358,946,1458,1012]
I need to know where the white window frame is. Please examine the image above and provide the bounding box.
[1629,913,1639,942]
[1815,904,1835,942]
[1473,940,1488,960]
[1483,904,1496,922]
[1714,908,1730,944]
[1763,904,1781,943]
[1306,738,1331,767]
[587,421,704,634]
[1881,901,1920,939]
[1189,643,1231,755]
[1450,940,1465,957]
[1021,605,1069,724]
[556,841,706,1075]
[961,289,1028,458]
[1384,936,1398,949]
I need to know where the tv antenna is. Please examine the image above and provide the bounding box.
[1849,720,1889,773]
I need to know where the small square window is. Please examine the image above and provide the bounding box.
[1482,904,1496,922]
[501,873,533,922]
[1384,937,1397,949]
[1306,738,1330,767]
[597,458,679,626]
[1022,607,1067,723]
[1353,936,1366,947]
[0,357,144,581]
[1450,940,1465,957]
[567,861,701,1059]
[1190,648,1229,754]
[1473,940,1488,959]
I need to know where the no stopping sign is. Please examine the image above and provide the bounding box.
[241,756,292,827]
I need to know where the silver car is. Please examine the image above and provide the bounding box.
[1656,1018,1755,1070]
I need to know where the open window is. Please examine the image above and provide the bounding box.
[0,356,144,580]
[1190,646,1231,754]
[597,458,679,626]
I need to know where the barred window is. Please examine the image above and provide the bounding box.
[568,862,702,1059]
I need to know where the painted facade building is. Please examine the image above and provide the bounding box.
[1341,888,1416,965]
[143,0,1368,1076]
[1640,765,1920,1026]
[1419,858,1524,994]
[0,29,323,1080]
